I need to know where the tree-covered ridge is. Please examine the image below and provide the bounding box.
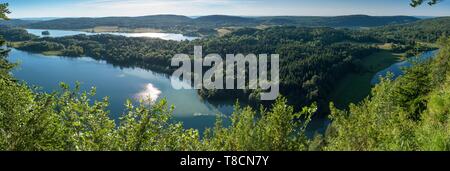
[370,17,450,43]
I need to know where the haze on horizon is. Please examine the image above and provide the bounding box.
[4,0,450,19]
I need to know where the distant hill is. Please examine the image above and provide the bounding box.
[6,14,418,29]
[23,15,192,30]
[0,19,40,27]
[321,15,419,27]
[0,15,421,36]
[371,16,450,42]
[18,17,61,21]
[194,15,258,25]
[259,15,420,27]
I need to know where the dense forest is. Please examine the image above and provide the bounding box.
[2,1,450,151]
[369,17,450,43]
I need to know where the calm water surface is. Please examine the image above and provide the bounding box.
[371,50,438,84]
[8,48,233,131]
[26,29,198,41]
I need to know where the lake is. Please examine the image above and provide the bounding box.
[371,50,438,85]
[7,48,234,131]
[26,29,198,41]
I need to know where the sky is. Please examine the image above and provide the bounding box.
[4,0,450,18]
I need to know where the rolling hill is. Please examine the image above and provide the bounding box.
[259,15,419,27]
[1,15,420,30]
[370,16,450,42]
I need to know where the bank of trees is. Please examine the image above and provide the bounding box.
[0,25,36,41]
[369,17,450,44]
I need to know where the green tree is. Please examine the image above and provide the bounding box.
[203,98,317,151]
[410,0,441,7]
[0,3,9,20]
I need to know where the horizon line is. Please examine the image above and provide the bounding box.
[12,14,447,20]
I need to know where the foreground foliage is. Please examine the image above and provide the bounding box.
[324,37,450,151]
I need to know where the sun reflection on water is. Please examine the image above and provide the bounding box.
[135,83,162,102]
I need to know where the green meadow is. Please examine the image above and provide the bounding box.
[330,50,403,109]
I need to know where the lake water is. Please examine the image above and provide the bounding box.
[371,50,438,85]
[26,29,198,41]
[7,48,234,131]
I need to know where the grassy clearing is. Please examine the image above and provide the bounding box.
[216,28,232,37]
[41,51,63,56]
[80,26,163,33]
[7,41,26,48]
[330,50,403,109]
[7,41,62,56]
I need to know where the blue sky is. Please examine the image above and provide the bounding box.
[4,0,450,18]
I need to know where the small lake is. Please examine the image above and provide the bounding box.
[26,29,198,41]
[7,48,234,131]
[371,50,439,85]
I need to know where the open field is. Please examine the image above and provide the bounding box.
[41,50,63,56]
[216,28,232,37]
[330,50,403,109]
[7,41,25,48]
[79,26,163,33]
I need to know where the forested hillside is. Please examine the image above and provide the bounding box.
[259,15,419,27]
[25,15,193,30]
[0,15,420,36]
[370,17,450,43]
